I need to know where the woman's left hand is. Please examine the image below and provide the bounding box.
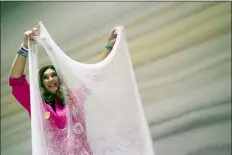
[107,29,117,47]
[99,29,118,61]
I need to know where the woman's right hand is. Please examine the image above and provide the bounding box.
[23,25,40,49]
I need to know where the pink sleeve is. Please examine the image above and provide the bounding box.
[9,74,31,115]
[45,103,66,129]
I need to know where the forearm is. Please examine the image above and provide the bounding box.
[100,47,111,61]
[9,54,27,78]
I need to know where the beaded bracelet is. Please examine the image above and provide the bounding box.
[105,44,113,51]
[17,45,28,58]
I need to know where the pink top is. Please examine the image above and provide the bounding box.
[9,74,93,154]
[8,74,66,129]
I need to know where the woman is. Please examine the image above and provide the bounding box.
[9,25,117,154]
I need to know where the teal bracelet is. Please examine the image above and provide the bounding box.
[18,52,28,58]
[18,47,28,58]
[105,44,113,51]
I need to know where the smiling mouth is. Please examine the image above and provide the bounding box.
[49,83,57,88]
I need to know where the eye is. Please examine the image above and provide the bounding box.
[43,76,48,80]
[51,73,57,77]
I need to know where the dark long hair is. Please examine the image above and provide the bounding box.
[39,65,65,107]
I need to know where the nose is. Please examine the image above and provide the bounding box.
[48,76,54,81]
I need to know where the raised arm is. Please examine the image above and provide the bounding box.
[9,26,39,78]
[100,29,117,61]
[8,26,39,115]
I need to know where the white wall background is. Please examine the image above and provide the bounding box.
[1,2,231,155]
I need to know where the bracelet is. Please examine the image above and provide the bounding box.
[105,44,113,51]
[21,44,28,51]
[17,45,28,58]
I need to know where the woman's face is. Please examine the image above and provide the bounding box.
[42,68,60,94]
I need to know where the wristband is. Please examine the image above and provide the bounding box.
[17,45,28,58]
[21,44,28,51]
[105,44,113,51]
